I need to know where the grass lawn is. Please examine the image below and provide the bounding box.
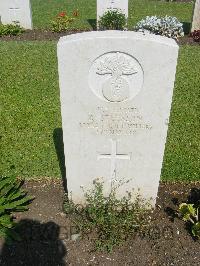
[0,42,199,181]
[161,45,200,182]
[0,42,61,178]
[31,0,194,29]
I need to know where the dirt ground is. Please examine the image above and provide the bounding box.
[0,29,199,46]
[0,179,199,266]
[0,29,89,41]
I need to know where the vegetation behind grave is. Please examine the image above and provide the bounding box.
[0,43,199,181]
[98,10,127,30]
[51,11,78,32]
[0,23,24,37]
[134,15,184,39]
[30,0,193,30]
[191,30,200,42]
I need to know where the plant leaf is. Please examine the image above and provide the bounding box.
[192,222,200,238]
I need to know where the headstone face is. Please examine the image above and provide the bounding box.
[97,0,128,23]
[57,31,179,206]
[191,0,200,31]
[0,0,32,29]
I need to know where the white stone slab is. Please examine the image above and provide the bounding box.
[97,0,128,23]
[57,31,179,207]
[191,0,200,31]
[0,0,32,29]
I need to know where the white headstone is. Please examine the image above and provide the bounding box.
[0,0,32,29]
[191,0,200,32]
[57,31,179,207]
[97,0,128,24]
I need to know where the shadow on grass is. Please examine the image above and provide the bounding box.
[0,219,67,265]
[182,21,191,35]
[87,19,97,30]
[53,128,67,193]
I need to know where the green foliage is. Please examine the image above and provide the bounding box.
[98,9,126,30]
[192,222,200,238]
[179,203,200,238]
[0,23,24,36]
[64,178,151,252]
[0,176,33,241]
[51,11,76,32]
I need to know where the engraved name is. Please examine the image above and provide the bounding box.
[80,106,152,135]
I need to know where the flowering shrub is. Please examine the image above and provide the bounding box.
[190,30,200,42]
[134,16,184,39]
[51,10,78,32]
[0,23,24,36]
[98,9,126,30]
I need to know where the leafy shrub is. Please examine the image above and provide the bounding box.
[0,23,24,37]
[179,203,200,239]
[64,178,151,252]
[51,11,78,32]
[191,30,200,42]
[98,9,126,30]
[0,176,33,241]
[134,15,184,39]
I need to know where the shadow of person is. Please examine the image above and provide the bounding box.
[0,219,67,266]
[53,128,68,194]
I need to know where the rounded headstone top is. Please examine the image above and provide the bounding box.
[58,30,178,48]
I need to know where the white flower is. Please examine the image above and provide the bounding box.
[134,15,184,39]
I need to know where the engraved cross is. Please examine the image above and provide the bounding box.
[98,139,131,181]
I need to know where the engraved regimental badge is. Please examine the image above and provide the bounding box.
[89,52,144,103]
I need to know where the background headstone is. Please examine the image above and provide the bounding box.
[191,0,200,31]
[57,31,179,207]
[0,0,32,29]
[97,0,128,24]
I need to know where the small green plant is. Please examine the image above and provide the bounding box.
[0,23,24,37]
[0,176,33,241]
[51,11,78,32]
[64,178,151,252]
[98,9,126,30]
[179,203,200,239]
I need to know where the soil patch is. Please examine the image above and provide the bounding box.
[178,35,200,45]
[175,0,194,2]
[0,180,199,265]
[0,29,199,46]
[0,29,89,41]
